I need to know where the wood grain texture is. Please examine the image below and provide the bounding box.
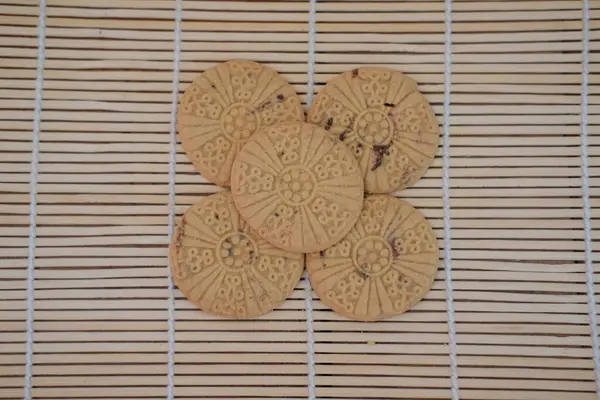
[0,0,598,399]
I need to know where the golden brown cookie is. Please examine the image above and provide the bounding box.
[177,60,304,186]
[230,122,364,254]
[308,67,439,193]
[170,192,305,319]
[306,194,439,321]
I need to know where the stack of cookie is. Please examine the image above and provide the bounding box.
[170,60,440,321]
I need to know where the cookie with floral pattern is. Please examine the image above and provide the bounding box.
[178,60,304,186]
[308,67,439,193]
[170,192,305,318]
[306,194,438,321]
[231,122,364,253]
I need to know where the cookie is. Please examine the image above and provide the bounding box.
[308,67,440,193]
[306,194,438,321]
[230,122,364,254]
[177,60,305,186]
[170,192,305,319]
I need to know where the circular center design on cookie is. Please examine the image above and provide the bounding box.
[276,165,317,206]
[352,236,393,276]
[354,108,393,147]
[217,232,258,270]
[221,103,258,141]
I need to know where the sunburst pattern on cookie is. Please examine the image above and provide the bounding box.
[231,122,364,254]
[177,60,304,186]
[170,192,305,319]
[308,67,440,193]
[306,195,439,321]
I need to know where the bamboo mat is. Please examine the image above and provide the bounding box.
[1,0,599,399]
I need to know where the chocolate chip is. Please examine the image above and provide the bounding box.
[325,117,334,130]
[371,143,392,171]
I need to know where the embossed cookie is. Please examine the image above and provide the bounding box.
[231,122,364,254]
[306,195,439,321]
[177,60,305,186]
[308,67,440,193]
[170,192,305,318]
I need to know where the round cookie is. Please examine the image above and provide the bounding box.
[306,194,439,321]
[231,122,364,254]
[170,192,305,319]
[177,60,304,186]
[308,67,439,193]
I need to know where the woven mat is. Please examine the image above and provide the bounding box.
[1,0,599,399]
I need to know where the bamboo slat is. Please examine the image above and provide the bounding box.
[0,0,598,399]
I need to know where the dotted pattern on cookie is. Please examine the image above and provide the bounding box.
[177,60,305,186]
[307,67,440,193]
[306,194,439,321]
[230,122,364,254]
[170,192,305,319]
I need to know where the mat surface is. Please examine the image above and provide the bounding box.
[1,0,599,399]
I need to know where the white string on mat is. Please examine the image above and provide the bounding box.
[304,0,317,399]
[24,1,47,399]
[303,272,317,400]
[442,0,459,399]
[166,0,183,399]
[580,0,600,396]
[306,0,317,109]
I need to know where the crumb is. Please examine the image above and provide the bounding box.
[255,100,271,112]
[367,340,376,346]
[351,68,359,78]
[357,268,368,280]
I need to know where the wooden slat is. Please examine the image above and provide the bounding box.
[310,2,596,400]
[0,0,597,399]
[0,1,37,397]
